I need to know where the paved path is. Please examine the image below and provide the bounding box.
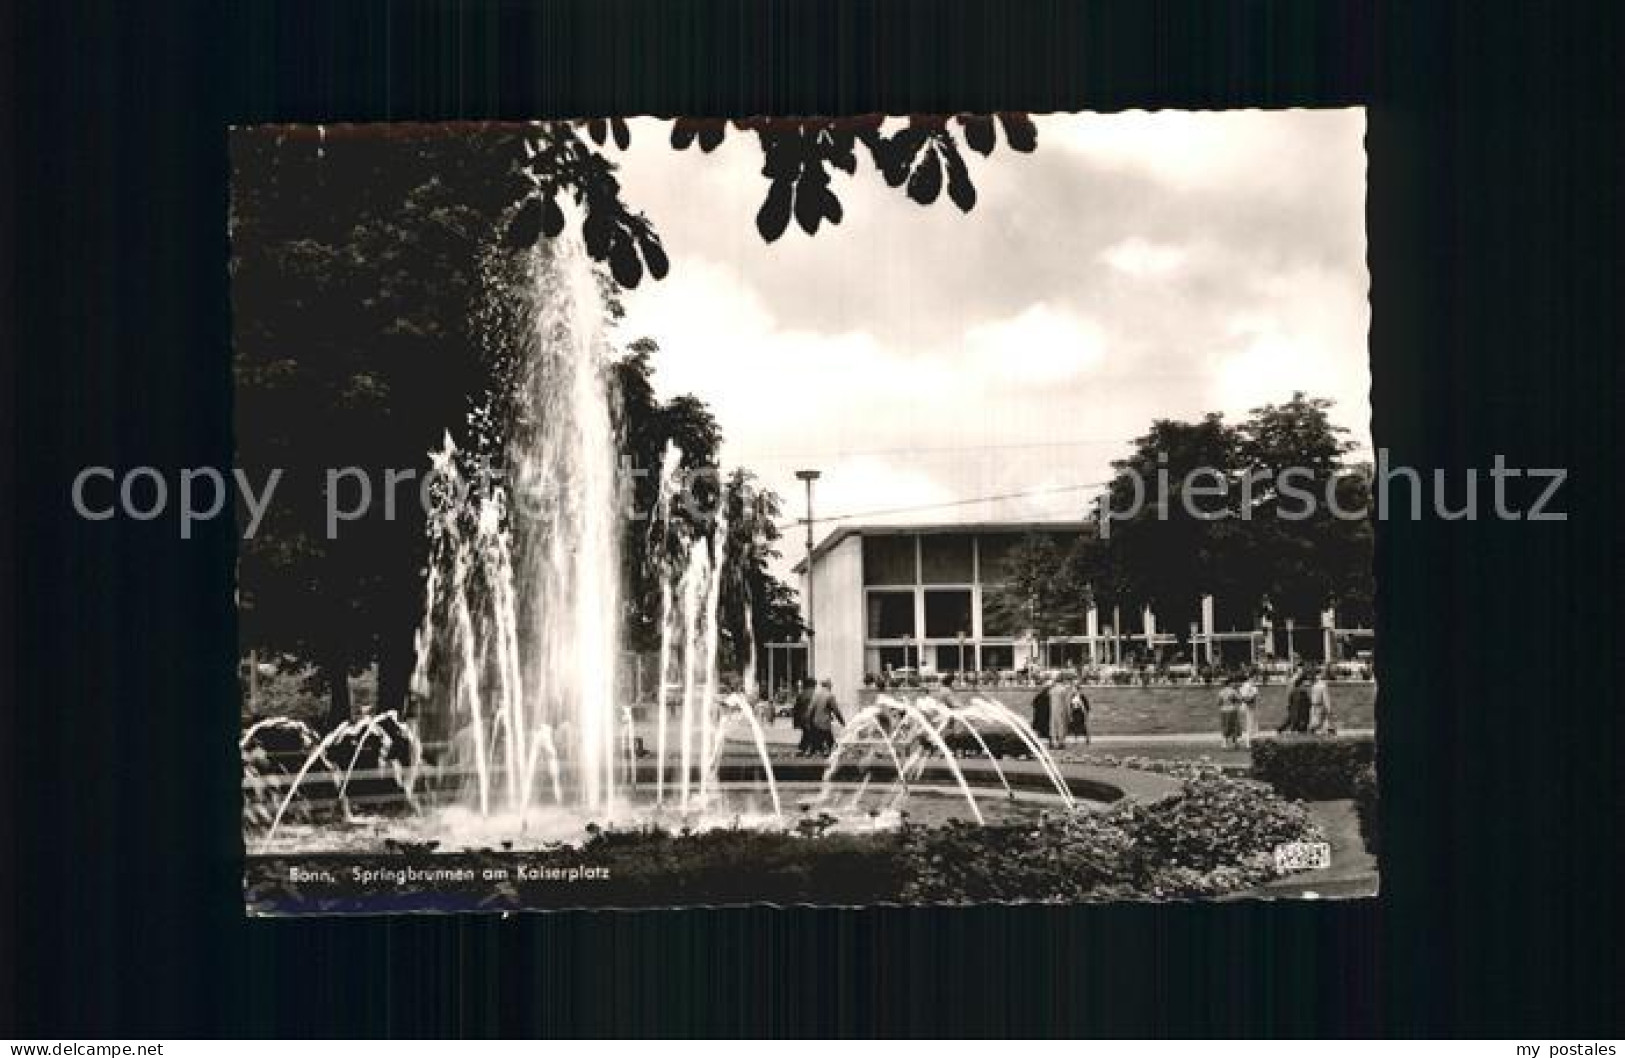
[645,717,1373,749]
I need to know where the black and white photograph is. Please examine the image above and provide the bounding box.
[13,0,1625,1042]
[232,109,1378,914]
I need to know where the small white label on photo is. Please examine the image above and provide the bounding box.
[1275,841,1332,871]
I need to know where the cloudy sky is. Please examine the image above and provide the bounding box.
[611,110,1369,571]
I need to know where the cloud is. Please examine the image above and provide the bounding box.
[1205,263,1372,444]
[616,259,946,458]
[962,303,1107,382]
[609,110,1371,571]
[1100,236,1188,278]
[1035,109,1362,197]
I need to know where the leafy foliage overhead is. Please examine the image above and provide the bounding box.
[665,114,1039,241]
[506,124,669,288]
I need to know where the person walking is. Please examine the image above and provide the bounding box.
[792,677,816,756]
[1279,670,1312,734]
[1218,677,1242,748]
[1046,675,1072,750]
[1030,677,1054,743]
[805,679,844,755]
[1069,683,1092,746]
[1237,670,1260,747]
[1310,668,1338,735]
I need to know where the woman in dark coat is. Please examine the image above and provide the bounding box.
[1031,678,1054,740]
[793,678,816,755]
[1279,671,1312,734]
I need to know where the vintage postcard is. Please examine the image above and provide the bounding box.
[232,110,1376,914]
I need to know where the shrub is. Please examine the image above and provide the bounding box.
[247,781,1327,910]
[1113,778,1318,877]
[1251,736,1375,800]
[1353,762,1379,856]
[898,813,1137,903]
[899,776,1321,903]
[942,728,1036,759]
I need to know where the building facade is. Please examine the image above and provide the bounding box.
[794,523,1096,702]
[791,522,1373,703]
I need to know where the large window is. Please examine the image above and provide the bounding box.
[920,533,974,583]
[934,643,973,673]
[977,534,1020,583]
[868,645,920,673]
[863,536,916,585]
[980,586,1019,637]
[1047,641,1087,667]
[923,589,973,639]
[979,644,1014,670]
[866,590,916,639]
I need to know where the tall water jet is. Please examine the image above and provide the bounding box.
[507,230,624,814]
[405,222,625,820]
[650,443,683,805]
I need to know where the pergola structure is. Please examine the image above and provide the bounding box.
[763,641,809,696]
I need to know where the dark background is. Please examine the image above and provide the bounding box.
[5,0,1621,1038]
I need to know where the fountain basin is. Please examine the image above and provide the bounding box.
[245,757,1161,856]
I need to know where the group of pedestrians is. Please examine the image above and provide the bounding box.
[789,678,844,756]
[1217,673,1261,748]
[1030,674,1091,750]
[1276,667,1338,737]
[785,664,1338,759]
[1216,667,1341,747]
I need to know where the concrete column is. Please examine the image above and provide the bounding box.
[1085,603,1100,663]
[914,585,926,674]
[1321,606,1337,662]
[1142,605,1156,654]
[1200,593,1216,666]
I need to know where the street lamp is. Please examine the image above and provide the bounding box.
[795,469,821,679]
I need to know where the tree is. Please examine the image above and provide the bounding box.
[1064,531,1125,621]
[612,343,727,655]
[1100,413,1248,630]
[984,533,1090,656]
[231,128,531,727]
[1234,393,1371,622]
[1092,394,1374,640]
[716,469,806,677]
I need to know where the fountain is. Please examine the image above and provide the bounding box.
[245,223,1090,854]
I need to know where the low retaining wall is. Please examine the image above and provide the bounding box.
[857,682,1377,736]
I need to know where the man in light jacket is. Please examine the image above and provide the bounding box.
[1310,668,1337,735]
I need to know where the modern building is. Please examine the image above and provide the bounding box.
[789,521,1373,703]
[791,522,1092,702]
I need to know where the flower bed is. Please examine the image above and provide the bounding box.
[1055,752,1229,781]
[900,776,1320,902]
[245,776,1321,912]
